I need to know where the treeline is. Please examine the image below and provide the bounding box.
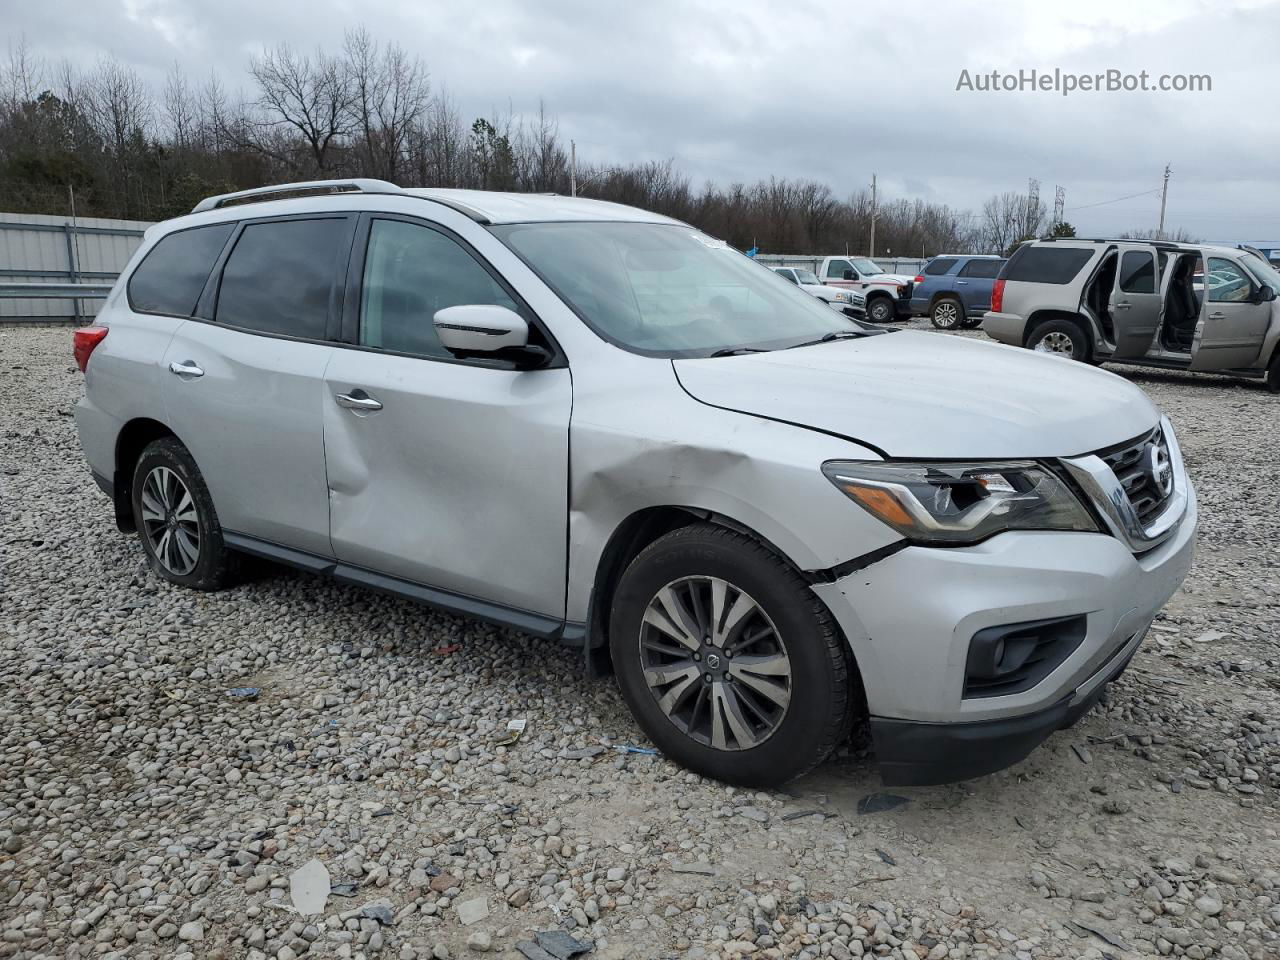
[3,32,1060,255]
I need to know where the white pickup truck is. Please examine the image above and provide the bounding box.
[769,265,866,318]
[813,257,915,324]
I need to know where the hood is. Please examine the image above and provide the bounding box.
[866,274,914,285]
[673,332,1160,459]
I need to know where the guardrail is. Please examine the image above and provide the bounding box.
[0,282,113,323]
[0,282,113,298]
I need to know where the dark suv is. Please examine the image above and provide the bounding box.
[910,255,1006,329]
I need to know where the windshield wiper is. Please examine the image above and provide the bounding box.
[708,346,769,358]
[784,331,865,350]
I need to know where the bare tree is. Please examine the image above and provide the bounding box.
[343,27,430,182]
[248,42,355,175]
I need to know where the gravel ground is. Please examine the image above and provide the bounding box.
[2,321,1278,960]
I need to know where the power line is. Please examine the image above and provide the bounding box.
[1066,187,1162,211]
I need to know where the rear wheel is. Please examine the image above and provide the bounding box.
[131,438,237,590]
[1027,318,1092,363]
[1267,352,1280,393]
[609,524,853,787]
[929,297,963,330]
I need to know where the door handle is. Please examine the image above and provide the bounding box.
[335,391,383,411]
[1208,311,1225,320]
[168,360,204,378]
[1114,301,1132,310]
[955,280,968,285]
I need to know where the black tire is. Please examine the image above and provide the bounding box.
[609,524,853,787]
[866,296,896,324]
[130,437,237,590]
[1267,352,1280,393]
[929,297,964,330]
[1026,318,1092,363]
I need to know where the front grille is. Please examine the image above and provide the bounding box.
[1097,426,1173,526]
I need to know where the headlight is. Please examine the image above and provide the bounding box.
[821,460,1099,545]
[832,291,853,303]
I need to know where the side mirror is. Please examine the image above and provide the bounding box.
[842,269,855,281]
[1256,284,1276,303]
[433,305,550,368]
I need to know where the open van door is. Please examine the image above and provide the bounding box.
[1109,243,1162,358]
[1190,252,1273,370]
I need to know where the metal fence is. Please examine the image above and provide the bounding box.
[0,212,150,323]
[753,253,927,277]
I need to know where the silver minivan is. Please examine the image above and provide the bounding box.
[983,238,1280,391]
[74,181,1197,787]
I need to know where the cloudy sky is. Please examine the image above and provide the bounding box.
[10,0,1280,242]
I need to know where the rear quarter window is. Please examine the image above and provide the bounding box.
[924,258,958,276]
[1003,246,1095,284]
[127,223,236,316]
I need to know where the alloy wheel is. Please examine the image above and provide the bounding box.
[933,301,960,328]
[638,576,792,751]
[1033,331,1075,354]
[139,465,201,576]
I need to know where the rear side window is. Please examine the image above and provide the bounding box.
[959,258,1004,279]
[215,218,349,339]
[1003,246,1094,284]
[924,258,958,276]
[128,223,235,316]
[1118,251,1156,293]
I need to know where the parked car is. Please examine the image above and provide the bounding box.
[73,180,1197,788]
[983,238,1280,391]
[813,256,915,324]
[910,255,1006,329]
[770,265,866,318]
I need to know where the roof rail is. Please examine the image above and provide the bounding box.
[191,179,406,214]
[1041,236,1187,250]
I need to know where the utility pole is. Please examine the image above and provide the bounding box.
[868,174,877,258]
[1053,185,1065,230]
[1157,163,1171,239]
[570,140,577,197]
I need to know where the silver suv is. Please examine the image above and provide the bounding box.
[74,180,1198,787]
[983,238,1280,390]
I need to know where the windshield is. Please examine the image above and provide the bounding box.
[1243,252,1280,290]
[851,258,885,276]
[792,268,821,284]
[493,222,870,357]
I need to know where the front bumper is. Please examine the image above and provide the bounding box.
[811,478,1196,783]
[870,630,1140,785]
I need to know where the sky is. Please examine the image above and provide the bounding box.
[8,0,1280,243]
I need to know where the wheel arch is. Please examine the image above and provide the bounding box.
[112,417,181,532]
[1023,309,1098,347]
[582,505,863,684]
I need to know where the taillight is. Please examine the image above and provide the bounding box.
[991,278,1006,313]
[913,275,925,285]
[73,325,109,372]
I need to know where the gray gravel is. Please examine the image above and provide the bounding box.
[1,321,1278,960]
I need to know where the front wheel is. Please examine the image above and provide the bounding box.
[867,296,896,324]
[1027,318,1092,363]
[609,524,854,787]
[1267,352,1280,393]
